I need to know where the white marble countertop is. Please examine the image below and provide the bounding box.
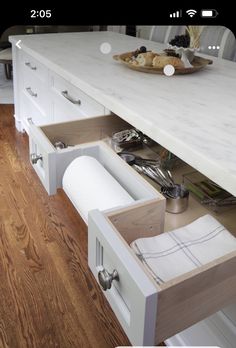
[10,31,236,196]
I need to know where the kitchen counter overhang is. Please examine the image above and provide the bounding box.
[9,31,236,196]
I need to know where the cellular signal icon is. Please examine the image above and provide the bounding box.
[186,9,197,17]
[169,10,182,18]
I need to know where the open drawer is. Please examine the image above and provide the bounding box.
[88,208,236,346]
[29,111,236,346]
[28,114,133,194]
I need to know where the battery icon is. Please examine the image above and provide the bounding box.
[201,9,218,18]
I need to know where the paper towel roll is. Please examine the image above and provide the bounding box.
[62,156,134,222]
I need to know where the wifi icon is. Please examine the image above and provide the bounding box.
[186,9,197,17]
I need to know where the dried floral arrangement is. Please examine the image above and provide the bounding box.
[186,26,204,49]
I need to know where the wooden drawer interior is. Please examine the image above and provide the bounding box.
[31,111,236,345]
[97,135,236,236]
[29,114,139,195]
[94,196,236,344]
[39,113,236,236]
[60,140,165,227]
[107,144,236,345]
[40,114,131,148]
[79,115,236,345]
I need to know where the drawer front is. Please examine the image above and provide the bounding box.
[21,51,48,83]
[52,73,107,118]
[20,92,51,131]
[51,92,86,123]
[88,209,158,346]
[22,71,48,114]
[29,122,82,194]
[29,123,57,194]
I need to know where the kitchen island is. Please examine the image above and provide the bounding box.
[9,31,236,347]
[10,31,236,197]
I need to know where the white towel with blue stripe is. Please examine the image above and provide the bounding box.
[131,214,236,284]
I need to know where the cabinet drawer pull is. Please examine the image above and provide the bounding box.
[26,87,37,97]
[25,62,37,70]
[98,268,119,291]
[27,117,34,125]
[30,153,43,164]
[61,90,81,105]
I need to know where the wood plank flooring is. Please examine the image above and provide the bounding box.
[0,105,132,348]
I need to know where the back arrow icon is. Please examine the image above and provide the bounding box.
[16,40,22,49]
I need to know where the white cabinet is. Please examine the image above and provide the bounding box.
[28,111,236,347]
[13,48,51,131]
[20,92,49,133]
[51,73,107,123]
[10,32,236,347]
[21,50,48,83]
[12,47,110,132]
[88,206,236,346]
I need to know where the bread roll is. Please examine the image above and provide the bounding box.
[136,52,158,67]
[152,56,184,68]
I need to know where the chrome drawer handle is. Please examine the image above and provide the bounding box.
[30,153,43,164]
[27,117,34,125]
[26,87,37,97]
[61,90,81,105]
[25,62,37,70]
[98,268,119,291]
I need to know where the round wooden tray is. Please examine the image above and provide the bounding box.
[113,52,213,75]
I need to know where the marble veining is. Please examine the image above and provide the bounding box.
[9,32,236,195]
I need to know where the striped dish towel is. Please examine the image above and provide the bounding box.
[131,214,236,284]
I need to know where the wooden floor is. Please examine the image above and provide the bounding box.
[0,104,133,347]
